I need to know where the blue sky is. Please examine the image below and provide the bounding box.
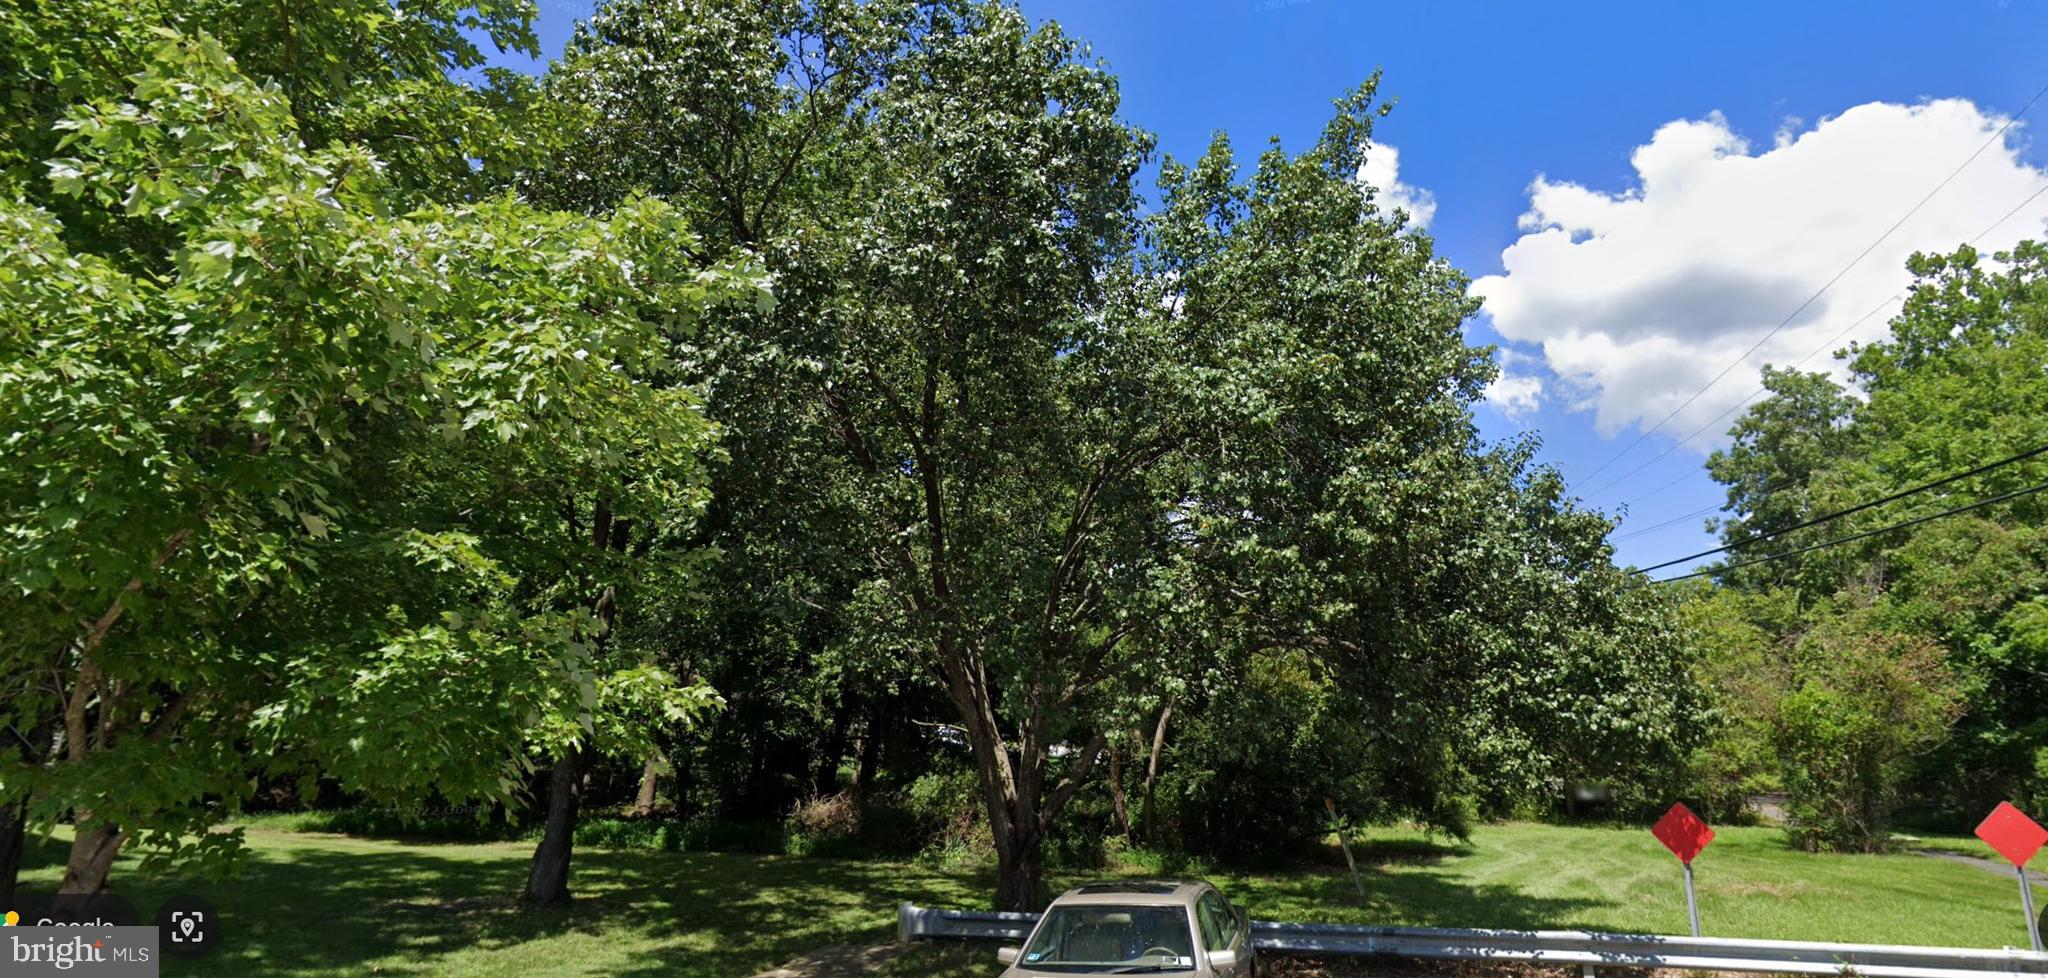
[492,0,2048,575]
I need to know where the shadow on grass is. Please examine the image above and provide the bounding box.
[1066,835,1606,934]
[19,826,1611,977]
[22,830,992,978]
[1227,867,1612,933]
[1345,835,1475,867]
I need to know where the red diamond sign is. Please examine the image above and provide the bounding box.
[1975,801,2047,867]
[1652,802,1715,865]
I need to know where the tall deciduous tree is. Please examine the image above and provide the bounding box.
[1706,366,1858,562]
[542,0,1702,909]
[0,29,760,895]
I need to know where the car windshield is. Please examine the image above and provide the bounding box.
[1019,903,1197,973]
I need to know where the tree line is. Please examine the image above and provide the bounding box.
[10,0,2007,916]
[1681,240,2048,852]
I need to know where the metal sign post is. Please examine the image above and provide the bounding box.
[1683,862,1703,938]
[1653,803,1714,938]
[2018,864,2042,953]
[1974,801,2046,952]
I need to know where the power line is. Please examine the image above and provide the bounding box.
[1574,79,2048,490]
[1611,502,1722,542]
[1977,182,2048,242]
[1636,440,2048,575]
[1638,440,2048,573]
[1644,476,2048,585]
[1589,290,1905,501]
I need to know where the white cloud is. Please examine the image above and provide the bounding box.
[1472,100,2048,447]
[1483,348,1546,420]
[1358,143,1437,229]
[1486,372,1545,421]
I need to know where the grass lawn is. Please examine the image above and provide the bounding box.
[1206,822,2040,945]
[12,821,2042,977]
[15,827,988,978]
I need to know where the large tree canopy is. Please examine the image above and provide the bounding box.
[540,0,1701,909]
[0,23,762,895]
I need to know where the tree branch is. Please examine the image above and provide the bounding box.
[1038,729,1109,833]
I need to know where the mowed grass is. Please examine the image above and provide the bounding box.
[14,821,2042,978]
[1206,823,2039,946]
[15,827,986,978]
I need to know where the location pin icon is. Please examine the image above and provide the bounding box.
[179,915,195,939]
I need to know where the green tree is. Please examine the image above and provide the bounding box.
[1,0,554,209]
[543,0,1705,908]
[1694,240,2048,843]
[1676,584,1795,820]
[0,30,760,895]
[1704,366,1857,590]
[1773,609,1962,851]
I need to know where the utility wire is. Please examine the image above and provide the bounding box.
[1574,80,2048,490]
[1645,476,2048,585]
[1612,502,1723,542]
[1635,440,2048,575]
[1589,290,1905,501]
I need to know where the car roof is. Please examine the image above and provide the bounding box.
[1048,879,1212,907]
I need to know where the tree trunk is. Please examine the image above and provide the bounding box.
[521,748,588,908]
[960,711,1108,911]
[852,698,886,793]
[994,823,1046,912]
[673,748,695,818]
[1107,745,1131,842]
[57,819,122,895]
[1140,700,1172,843]
[631,753,661,817]
[0,796,28,901]
[522,497,620,907]
[814,697,854,797]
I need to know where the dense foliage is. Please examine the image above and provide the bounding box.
[0,11,759,898]
[533,0,1706,908]
[5,0,1714,910]
[1686,241,2048,850]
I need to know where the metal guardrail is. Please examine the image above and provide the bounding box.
[898,903,2048,978]
[898,902,1039,943]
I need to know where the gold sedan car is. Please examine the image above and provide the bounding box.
[995,880,1256,976]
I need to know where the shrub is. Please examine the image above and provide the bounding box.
[788,792,861,839]
[781,791,931,859]
[1774,624,1960,852]
[906,769,991,862]
[304,805,523,842]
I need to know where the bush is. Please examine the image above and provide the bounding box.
[787,792,860,839]
[785,792,861,857]
[303,805,524,842]
[782,791,931,859]
[1774,623,1960,852]
[575,817,785,854]
[905,768,990,859]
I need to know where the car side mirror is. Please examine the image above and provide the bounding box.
[1208,948,1240,968]
[996,946,1022,965]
